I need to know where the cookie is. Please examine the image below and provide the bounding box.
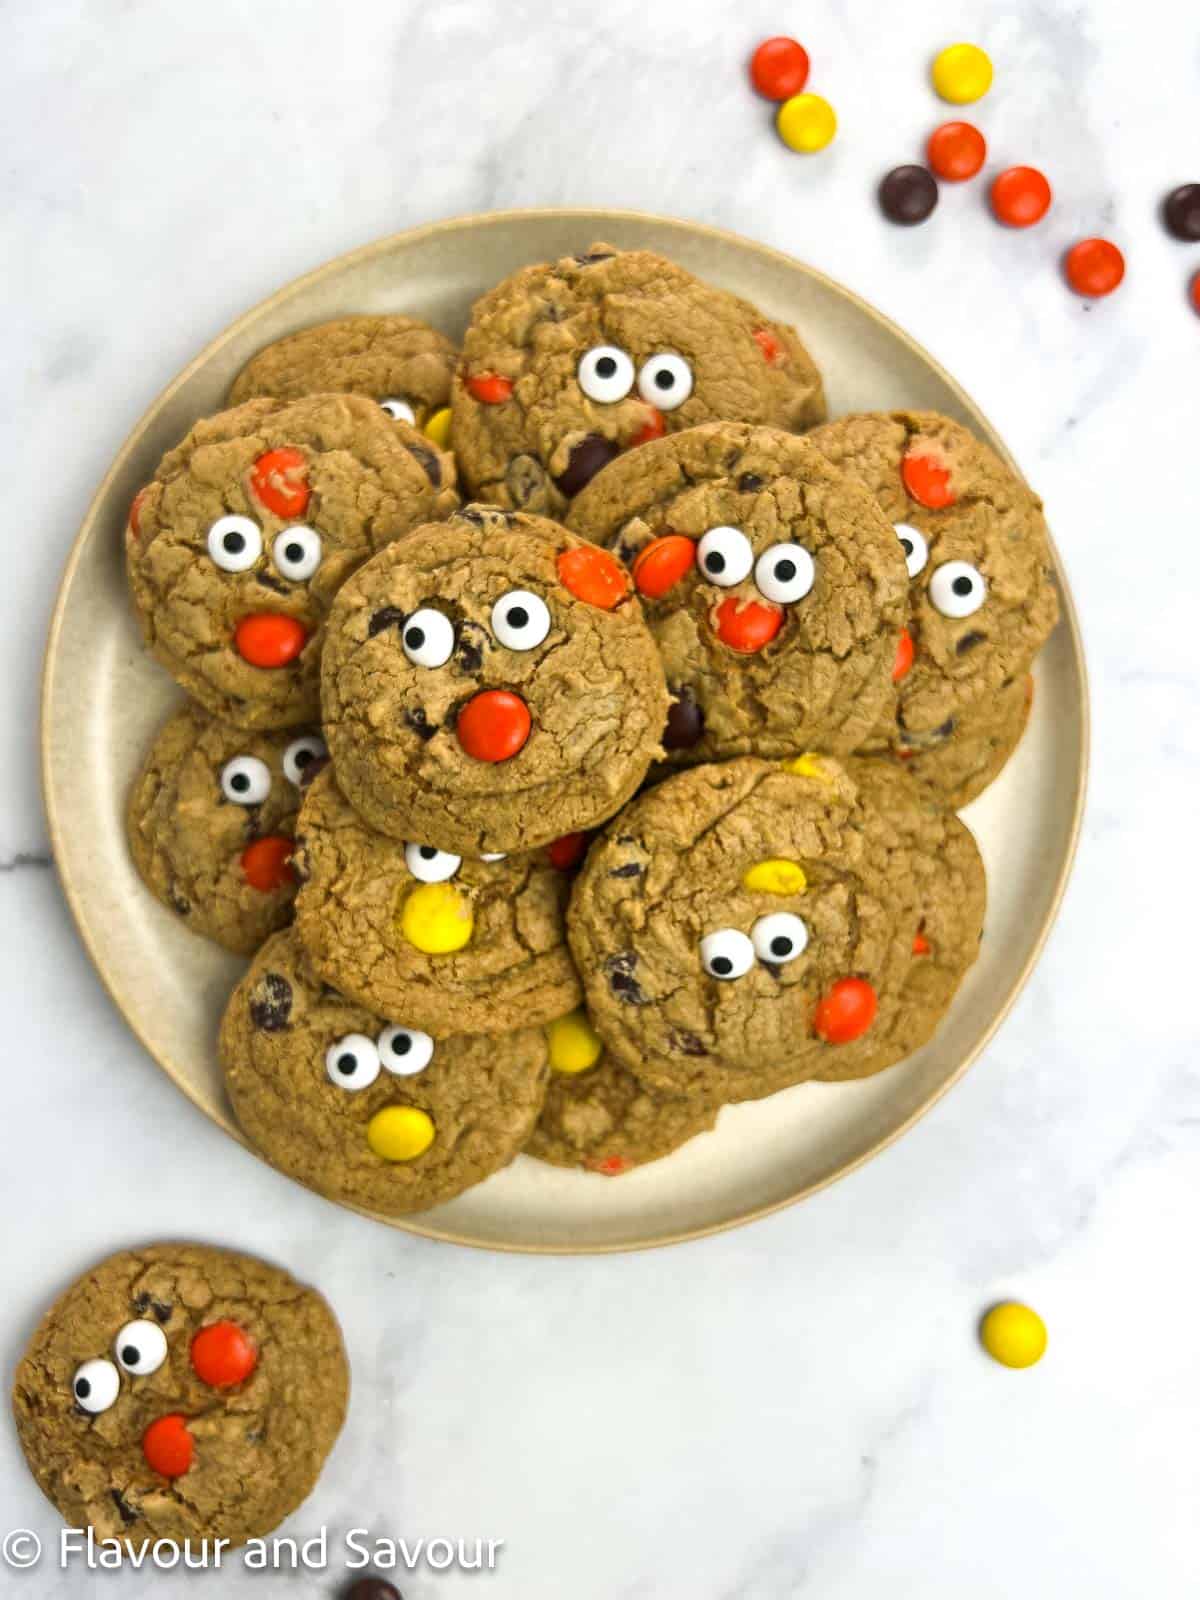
[567,422,909,762]
[320,504,669,854]
[220,929,549,1214]
[881,672,1034,809]
[806,410,1058,738]
[126,394,458,729]
[452,243,826,517]
[126,703,326,955]
[228,314,457,431]
[292,765,581,1034]
[12,1243,347,1549]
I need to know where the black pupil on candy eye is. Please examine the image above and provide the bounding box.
[224,532,245,554]
[595,356,617,379]
[405,627,425,650]
[419,847,437,860]
[705,552,726,575]
[654,370,675,390]
[75,1378,90,1398]
[506,606,529,630]
[121,1345,139,1366]
[391,1033,412,1054]
[231,773,250,793]
[774,560,797,583]
[953,576,974,596]
[295,749,312,768]
[770,936,793,958]
[285,542,304,565]
[711,956,733,976]
[336,1054,357,1075]
[900,539,914,557]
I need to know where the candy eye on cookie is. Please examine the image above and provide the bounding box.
[404,843,462,883]
[271,525,322,583]
[578,345,635,403]
[115,1319,168,1377]
[402,607,456,668]
[697,525,754,587]
[754,542,815,604]
[750,911,809,964]
[221,754,272,805]
[379,397,416,424]
[699,927,757,981]
[636,352,694,410]
[491,588,551,650]
[325,1032,381,1090]
[72,1357,120,1415]
[282,734,327,787]
[207,514,262,573]
[929,560,987,618]
[894,523,929,577]
[377,1024,434,1076]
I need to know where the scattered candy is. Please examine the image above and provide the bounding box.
[750,36,810,101]
[714,595,782,652]
[776,93,837,154]
[926,120,986,182]
[465,373,512,404]
[813,977,878,1043]
[249,446,309,519]
[633,534,696,598]
[400,881,475,954]
[423,406,452,447]
[191,1321,258,1388]
[980,1301,1047,1368]
[142,1414,194,1478]
[879,164,939,225]
[931,42,992,105]
[240,835,295,892]
[1163,183,1200,242]
[233,613,308,669]
[1064,238,1125,298]
[892,629,915,683]
[367,1105,436,1162]
[557,545,629,609]
[990,166,1052,228]
[457,688,532,762]
[901,449,956,509]
[546,1010,603,1074]
[742,858,807,895]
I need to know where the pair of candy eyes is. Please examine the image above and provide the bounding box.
[325,1025,433,1090]
[895,524,987,618]
[695,527,816,604]
[206,516,322,580]
[577,346,693,410]
[404,842,505,882]
[219,735,327,805]
[701,913,809,979]
[401,589,550,669]
[72,1321,170,1414]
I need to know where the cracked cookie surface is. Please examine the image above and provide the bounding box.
[869,672,1034,809]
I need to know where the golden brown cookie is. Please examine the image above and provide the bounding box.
[12,1243,347,1549]
[875,673,1034,809]
[452,243,825,517]
[126,394,457,729]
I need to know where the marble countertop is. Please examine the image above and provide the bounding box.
[3,2,1197,1595]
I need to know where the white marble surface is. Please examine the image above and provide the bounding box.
[2,1,1198,1594]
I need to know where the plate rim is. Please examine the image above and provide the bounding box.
[39,206,1091,1254]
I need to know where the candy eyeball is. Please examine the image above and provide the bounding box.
[72,1357,120,1414]
[324,1033,381,1090]
[206,514,262,573]
[755,542,815,604]
[377,1024,435,1076]
[114,1320,168,1377]
[929,560,987,618]
[479,851,507,862]
[577,345,635,404]
[491,589,551,651]
[696,526,754,587]
[220,755,272,805]
[282,734,327,787]
[379,397,416,424]
[272,525,322,582]
[637,352,694,411]
[402,607,455,668]
[699,928,756,980]
[894,523,929,577]
[404,843,462,883]
[751,911,809,965]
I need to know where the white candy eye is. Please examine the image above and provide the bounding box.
[115,1320,168,1377]
[751,912,809,965]
[491,589,551,651]
[282,734,327,787]
[206,514,262,573]
[220,755,271,805]
[480,852,507,862]
[637,352,694,411]
[929,560,987,618]
[325,1033,381,1090]
[402,608,455,668]
[699,928,756,981]
[378,1025,435,1076]
[754,542,815,604]
[404,843,462,883]
[894,523,929,578]
[272,525,322,582]
[696,525,754,587]
[379,397,416,424]
[72,1358,120,1414]
[577,345,635,404]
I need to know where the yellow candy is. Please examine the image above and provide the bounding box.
[367,1105,435,1162]
[980,1302,1047,1369]
[546,1010,603,1075]
[423,406,452,449]
[780,752,830,782]
[742,858,808,896]
[776,93,837,153]
[932,42,993,105]
[400,882,474,954]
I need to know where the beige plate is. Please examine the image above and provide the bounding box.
[42,209,1087,1253]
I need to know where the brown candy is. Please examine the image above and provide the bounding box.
[879,165,939,225]
[1164,184,1200,242]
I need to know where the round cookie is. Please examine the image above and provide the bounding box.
[292,765,581,1034]
[452,242,826,517]
[127,703,327,955]
[567,422,909,762]
[806,410,1058,738]
[220,929,549,1214]
[12,1243,347,1549]
[228,314,457,431]
[126,393,458,729]
[883,672,1034,809]
[320,504,669,854]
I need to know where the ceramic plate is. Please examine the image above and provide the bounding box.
[41,210,1087,1252]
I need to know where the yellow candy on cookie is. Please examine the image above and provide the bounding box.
[423,406,452,449]
[780,752,830,782]
[400,881,474,954]
[546,1010,603,1075]
[367,1105,435,1162]
[742,858,807,896]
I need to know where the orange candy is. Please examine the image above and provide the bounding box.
[1191,271,1200,317]
[814,977,878,1044]
[991,166,1052,228]
[249,447,309,518]
[714,596,783,653]
[629,407,666,447]
[633,534,696,599]
[191,1320,258,1388]
[588,1154,632,1176]
[557,545,629,610]
[750,36,810,101]
[142,1414,195,1478]
[547,831,592,871]
[240,835,295,892]
[1064,238,1125,298]
[913,931,931,956]
[893,629,915,684]
[753,327,784,365]
[127,485,149,540]
[457,689,532,762]
[234,613,308,668]
[926,121,986,182]
[465,372,513,404]
[901,450,956,509]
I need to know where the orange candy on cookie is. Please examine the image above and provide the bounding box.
[713,596,783,653]
[633,534,696,599]
[457,689,532,763]
[465,372,513,404]
[249,446,310,519]
[190,1320,258,1388]
[142,1414,195,1479]
[557,545,629,610]
[234,613,308,668]
[901,449,956,509]
[240,834,295,892]
[814,977,878,1044]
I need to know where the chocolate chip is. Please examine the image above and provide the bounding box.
[609,862,643,878]
[506,453,548,506]
[456,621,488,674]
[256,572,290,595]
[671,1030,709,1057]
[574,250,615,265]
[404,707,437,743]
[1164,183,1200,242]
[955,630,987,655]
[934,717,956,740]
[167,884,190,916]
[460,506,487,526]
[403,440,441,487]
[110,1489,139,1526]
[553,434,620,498]
[663,687,704,750]
[152,1300,172,1323]
[249,972,292,1032]
[879,164,939,225]
[605,952,649,1005]
[342,1581,403,1600]
[369,606,406,637]
[738,472,765,493]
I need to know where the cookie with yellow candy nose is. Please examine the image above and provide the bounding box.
[219,929,548,1215]
[291,766,581,1036]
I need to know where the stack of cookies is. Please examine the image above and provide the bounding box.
[123,243,1058,1215]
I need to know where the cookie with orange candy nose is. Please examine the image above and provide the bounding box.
[320,504,669,855]
[566,422,909,765]
[12,1242,347,1549]
[125,393,458,730]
